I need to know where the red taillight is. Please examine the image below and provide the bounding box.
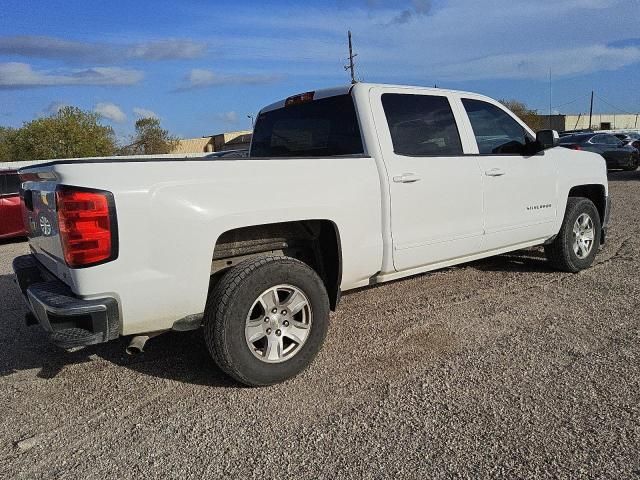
[56,187,117,268]
[567,144,582,150]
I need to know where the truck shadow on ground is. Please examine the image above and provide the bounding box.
[0,272,236,388]
[0,249,551,387]
[469,248,554,273]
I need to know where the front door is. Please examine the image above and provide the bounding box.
[459,98,558,250]
[371,89,484,272]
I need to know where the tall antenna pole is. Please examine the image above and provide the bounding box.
[548,68,552,129]
[588,90,594,130]
[344,30,358,84]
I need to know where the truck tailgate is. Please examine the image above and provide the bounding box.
[20,175,69,283]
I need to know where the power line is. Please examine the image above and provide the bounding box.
[594,93,638,116]
[552,95,590,110]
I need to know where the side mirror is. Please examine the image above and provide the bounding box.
[536,130,560,150]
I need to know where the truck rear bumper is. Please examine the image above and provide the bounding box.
[12,254,120,348]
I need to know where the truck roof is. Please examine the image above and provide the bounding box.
[258,82,489,114]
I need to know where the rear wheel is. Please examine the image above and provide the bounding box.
[203,255,329,386]
[545,197,601,272]
[623,155,639,171]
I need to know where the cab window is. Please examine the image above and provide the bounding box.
[250,94,364,157]
[462,99,533,155]
[381,94,463,156]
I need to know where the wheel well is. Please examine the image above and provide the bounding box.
[568,184,606,222]
[210,220,342,310]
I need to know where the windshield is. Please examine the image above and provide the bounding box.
[250,94,364,157]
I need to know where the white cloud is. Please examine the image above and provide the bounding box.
[388,0,432,25]
[202,0,640,82]
[95,102,127,123]
[133,107,158,119]
[0,36,206,63]
[217,111,239,124]
[435,45,640,80]
[0,62,143,89]
[42,101,69,116]
[126,39,206,61]
[176,69,282,91]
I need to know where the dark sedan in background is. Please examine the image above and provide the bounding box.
[0,169,28,240]
[559,132,639,171]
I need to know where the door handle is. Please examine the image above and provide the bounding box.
[485,168,506,177]
[393,173,421,183]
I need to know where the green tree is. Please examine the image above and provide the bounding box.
[0,127,17,161]
[121,117,178,155]
[500,99,545,132]
[10,106,117,161]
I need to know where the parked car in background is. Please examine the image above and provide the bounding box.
[559,132,639,171]
[0,169,27,240]
[613,132,640,152]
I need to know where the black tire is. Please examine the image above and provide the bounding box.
[545,197,601,273]
[623,156,639,171]
[203,255,329,386]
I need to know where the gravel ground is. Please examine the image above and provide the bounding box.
[1,171,639,479]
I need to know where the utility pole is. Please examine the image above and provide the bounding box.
[588,90,594,131]
[344,30,358,84]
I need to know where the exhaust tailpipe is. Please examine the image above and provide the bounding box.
[126,331,165,355]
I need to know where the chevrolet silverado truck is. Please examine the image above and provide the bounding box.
[13,83,610,386]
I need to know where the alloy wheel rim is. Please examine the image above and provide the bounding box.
[245,284,312,363]
[572,213,595,259]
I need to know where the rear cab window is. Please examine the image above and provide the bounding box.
[250,94,364,157]
[381,93,463,156]
[462,98,534,155]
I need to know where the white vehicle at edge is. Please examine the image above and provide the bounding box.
[13,83,610,386]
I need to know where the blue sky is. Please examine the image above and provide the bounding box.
[1,0,639,140]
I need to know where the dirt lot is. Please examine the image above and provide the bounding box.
[1,171,639,479]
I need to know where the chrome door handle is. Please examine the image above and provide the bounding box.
[485,168,505,177]
[393,173,421,183]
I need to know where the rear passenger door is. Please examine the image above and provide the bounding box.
[458,97,558,250]
[0,173,10,237]
[0,172,24,237]
[371,88,484,272]
[598,134,628,164]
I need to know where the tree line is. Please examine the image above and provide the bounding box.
[0,106,179,162]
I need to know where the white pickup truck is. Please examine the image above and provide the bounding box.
[13,83,610,386]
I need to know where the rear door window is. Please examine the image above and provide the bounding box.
[603,134,620,145]
[462,99,533,154]
[381,93,463,156]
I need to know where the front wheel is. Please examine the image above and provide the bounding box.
[545,197,601,272]
[203,255,330,386]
